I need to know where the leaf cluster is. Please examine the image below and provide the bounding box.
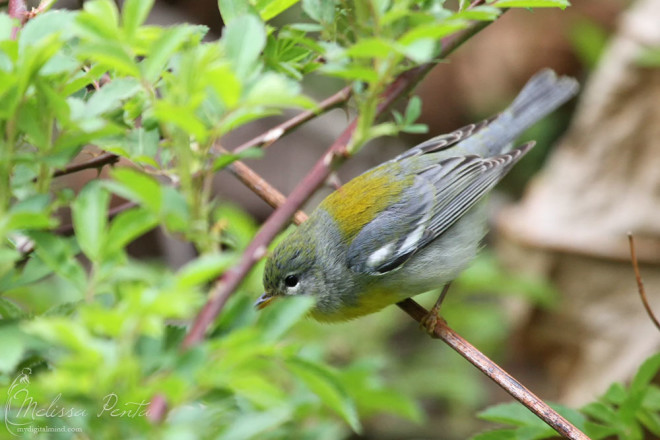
[0,0,580,438]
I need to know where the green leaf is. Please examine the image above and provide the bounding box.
[218,0,260,24]
[76,0,120,40]
[256,0,301,21]
[223,14,266,77]
[581,401,617,424]
[631,353,660,394]
[0,248,20,280]
[122,0,154,39]
[286,358,361,433]
[0,297,25,319]
[226,373,287,407]
[85,77,141,116]
[122,127,160,162]
[107,167,163,213]
[257,295,314,341]
[29,232,87,293]
[0,325,26,373]
[643,386,660,410]
[175,253,237,289]
[35,78,71,122]
[398,21,468,46]
[471,429,518,440]
[478,401,586,433]
[302,0,335,23]
[478,402,545,427]
[218,107,280,133]
[6,211,57,231]
[345,38,396,59]
[321,64,379,83]
[212,147,264,171]
[142,25,193,83]
[639,408,660,436]
[245,72,314,108]
[491,0,570,8]
[207,63,242,109]
[405,96,422,123]
[18,10,76,54]
[76,41,140,77]
[7,195,57,231]
[339,361,423,422]
[161,186,190,232]
[583,421,618,439]
[603,382,627,405]
[454,6,502,21]
[219,407,291,440]
[0,13,13,41]
[213,203,257,250]
[72,181,109,261]
[105,207,158,254]
[401,38,437,63]
[16,33,63,96]
[153,100,208,141]
[61,63,107,96]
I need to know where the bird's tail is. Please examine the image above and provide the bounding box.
[460,69,579,156]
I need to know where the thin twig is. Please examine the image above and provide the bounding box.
[50,152,119,179]
[628,233,660,331]
[397,299,590,440]
[8,0,27,39]
[230,160,308,225]
[232,86,353,154]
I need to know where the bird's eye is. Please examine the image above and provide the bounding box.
[284,275,299,288]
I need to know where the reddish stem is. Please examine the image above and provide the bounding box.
[397,299,590,440]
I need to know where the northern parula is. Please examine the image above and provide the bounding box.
[257,69,579,322]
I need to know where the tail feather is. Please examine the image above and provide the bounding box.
[460,69,579,156]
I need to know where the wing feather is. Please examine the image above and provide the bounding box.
[346,142,534,275]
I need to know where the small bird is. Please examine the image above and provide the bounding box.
[257,70,579,322]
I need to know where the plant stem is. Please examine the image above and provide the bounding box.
[396,299,590,440]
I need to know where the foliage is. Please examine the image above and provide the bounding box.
[0,0,573,438]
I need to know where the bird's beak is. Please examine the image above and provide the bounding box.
[254,292,275,310]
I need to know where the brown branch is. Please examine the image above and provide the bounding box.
[51,152,119,179]
[628,233,660,331]
[232,86,353,154]
[397,299,590,440]
[8,0,26,19]
[230,160,308,225]
[8,0,27,39]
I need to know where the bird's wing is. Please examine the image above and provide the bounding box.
[394,116,496,161]
[346,142,534,275]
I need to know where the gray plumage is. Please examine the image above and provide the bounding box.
[260,69,579,321]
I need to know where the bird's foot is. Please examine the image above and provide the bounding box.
[419,283,452,337]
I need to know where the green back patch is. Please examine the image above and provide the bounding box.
[320,162,410,242]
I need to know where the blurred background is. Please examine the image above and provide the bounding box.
[51,0,660,438]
